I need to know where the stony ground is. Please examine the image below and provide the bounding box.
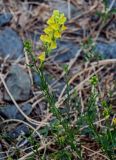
[0,0,116,160]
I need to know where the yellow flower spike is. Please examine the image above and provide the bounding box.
[40,34,51,43]
[38,52,45,62]
[40,10,67,57]
[50,41,57,49]
[113,118,116,125]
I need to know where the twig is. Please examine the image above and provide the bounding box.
[68,0,71,19]
[82,145,109,160]
[57,66,104,105]
[24,49,34,86]
[107,0,115,12]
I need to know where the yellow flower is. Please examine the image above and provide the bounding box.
[44,26,53,34]
[40,35,51,43]
[59,14,66,24]
[103,108,110,119]
[53,10,60,21]
[59,136,65,144]
[38,52,45,62]
[113,118,116,125]
[61,25,67,31]
[50,23,59,30]
[54,31,61,38]
[50,41,57,49]
[53,10,60,17]
[47,16,55,25]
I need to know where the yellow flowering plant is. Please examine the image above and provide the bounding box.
[38,10,67,63]
[23,9,116,160]
[112,117,116,125]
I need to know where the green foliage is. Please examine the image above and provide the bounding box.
[81,37,102,62]
[96,0,116,23]
[24,40,33,55]
[85,76,116,160]
[7,157,13,160]
[50,150,72,160]
[90,75,99,86]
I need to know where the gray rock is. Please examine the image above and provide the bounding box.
[33,72,41,87]
[0,28,24,59]
[51,0,79,18]
[33,71,54,87]
[91,14,100,22]
[4,65,31,101]
[96,42,116,59]
[0,12,12,26]
[54,80,66,95]
[54,40,80,62]
[53,40,116,62]
[0,103,32,120]
[7,124,29,139]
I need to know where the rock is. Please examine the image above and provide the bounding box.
[54,40,80,62]
[4,65,31,101]
[96,42,116,59]
[51,0,79,18]
[0,103,32,120]
[0,12,12,26]
[33,71,54,87]
[33,72,41,87]
[0,27,24,59]
[91,14,100,22]
[7,124,29,139]
[54,80,66,96]
[33,71,66,96]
